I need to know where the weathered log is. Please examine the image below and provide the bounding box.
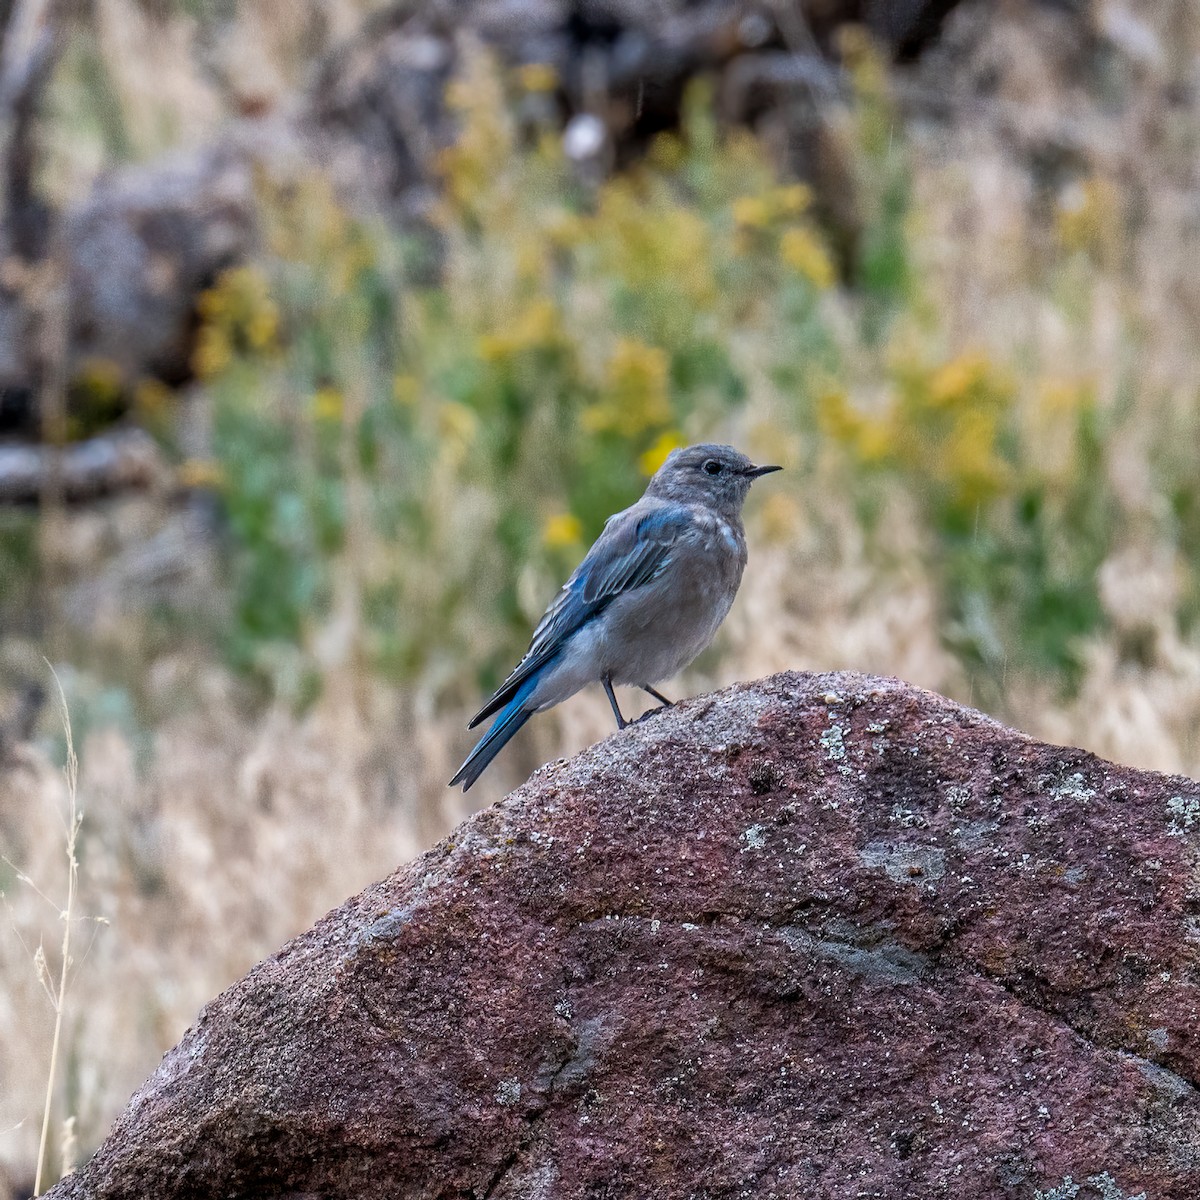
[0,426,168,502]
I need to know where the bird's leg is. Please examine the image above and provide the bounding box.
[635,684,674,724]
[602,674,629,730]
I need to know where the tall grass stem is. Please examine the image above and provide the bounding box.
[33,662,79,1196]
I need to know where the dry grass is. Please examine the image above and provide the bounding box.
[42,0,389,201]
[32,670,79,1194]
[1,662,426,1190]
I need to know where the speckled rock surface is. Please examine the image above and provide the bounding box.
[48,672,1200,1199]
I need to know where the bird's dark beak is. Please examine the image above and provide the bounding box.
[745,464,782,478]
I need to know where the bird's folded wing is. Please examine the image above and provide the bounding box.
[467,501,691,728]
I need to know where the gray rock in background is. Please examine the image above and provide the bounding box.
[64,146,257,385]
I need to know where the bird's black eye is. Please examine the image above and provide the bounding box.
[702,459,722,476]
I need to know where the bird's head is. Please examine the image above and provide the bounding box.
[645,443,781,515]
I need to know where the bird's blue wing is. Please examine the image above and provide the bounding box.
[467,501,691,728]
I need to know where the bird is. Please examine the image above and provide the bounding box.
[449,443,781,791]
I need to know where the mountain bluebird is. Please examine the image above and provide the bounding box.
[450,444,781,790]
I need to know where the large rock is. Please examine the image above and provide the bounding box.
[0,144,259,432]
[47,672,1200,1198]
[63,146,258,386]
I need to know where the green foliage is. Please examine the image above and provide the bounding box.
[0,511,39,631]
[841,29,914,343]
[822,344,1117,690]
[1149,445,1200,640]
[194,58,838,699]
[184,47,1197,707]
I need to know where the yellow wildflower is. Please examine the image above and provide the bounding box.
[134,378,172,417]
[855,418,893,464]
[194,265,279,368]
[817,389,892,464]
[246,305,279,351]
[542,512,583,549]
[583,340,672,436]
[312,388,343,422]
[478,334,508,363]
[928,351,994,410]
[438,401,478,446]
[647,132,685,172]
[516,239,547,286]
[593,181,715,306]
[392,374,420,407]
[941,408,1012,503]
[1037,377,1094,416]
[547,210,586,248]
[479,299,562,362]
[75,358,124,407]
[638,430,685,476]
[192,326,232,379]
[438,51,514,219]
[882,348,1018,505]
[734,185,811,234]
[733,196,771,229]
[780,227,835,289]
[517,63,558,93]
[773,184,812,215]
[178,459,225,490]
[817,389,863,446]
[196,285,223,324]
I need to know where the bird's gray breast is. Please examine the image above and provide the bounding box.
[602,507,747,685]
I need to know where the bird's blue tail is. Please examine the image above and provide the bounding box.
[449,674,540,791]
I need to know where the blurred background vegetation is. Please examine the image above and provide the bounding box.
[4,0,1200,1190]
